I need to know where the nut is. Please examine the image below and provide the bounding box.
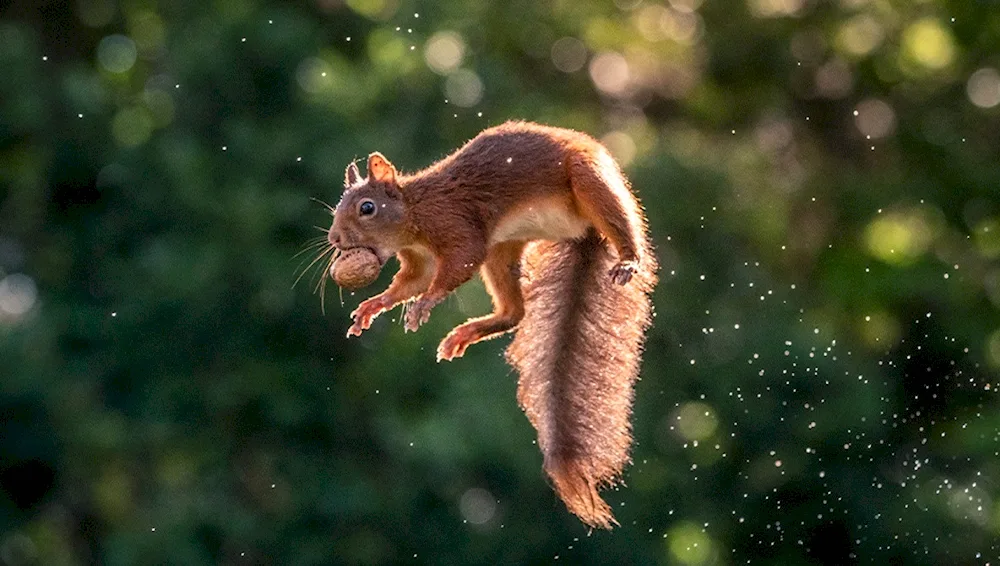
[331,248,381,290]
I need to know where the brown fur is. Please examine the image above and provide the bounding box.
[508,231,656,528]
[327,121,658,527]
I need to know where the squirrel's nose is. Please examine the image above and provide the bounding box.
[328,230,340,248]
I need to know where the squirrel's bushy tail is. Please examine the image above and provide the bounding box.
[506,229,656,529]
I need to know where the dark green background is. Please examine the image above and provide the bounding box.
[2,0,1000,564]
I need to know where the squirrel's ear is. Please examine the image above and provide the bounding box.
[367,152,397,184]
[345,162,361,187]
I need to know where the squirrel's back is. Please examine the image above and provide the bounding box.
[401,121,626,250]
[443,120,604,168]
[404,121,604,197]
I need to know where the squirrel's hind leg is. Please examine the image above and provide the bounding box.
[568,152,643,284]
[437,241,526,361]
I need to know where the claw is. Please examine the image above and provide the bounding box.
[609,260,638,285]
[437,330,472,362]
[348,295,388,337]
[404,298,435,332]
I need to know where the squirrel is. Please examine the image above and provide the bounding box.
[327,120,658,529]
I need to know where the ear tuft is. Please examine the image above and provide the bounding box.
[367,152,397,184]
[345,162,361,187]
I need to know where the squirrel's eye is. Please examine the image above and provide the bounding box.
[359,200,376,216]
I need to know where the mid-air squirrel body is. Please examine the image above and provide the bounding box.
[327,121,658,529]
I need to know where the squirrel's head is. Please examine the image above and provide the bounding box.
[328,152,409,265]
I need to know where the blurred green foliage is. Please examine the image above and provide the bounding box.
[2,0,1000,564]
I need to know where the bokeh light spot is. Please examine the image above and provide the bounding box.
[601,131,637,166]
[635,5,671,42]
[634,6,702,45]
[864,207,942,265]
[901,18,955,71]
[0,273,37,319]
[424,31,465,75]
[296,57,334,94]
[589,51,630,97]
[444,69,483,107]
[666,521,714,564]
[129,11,165,52]
[859,311,901,349]
[814,58,853,98]
[111,106,153,148]
[747,0,804,18]
[836,14,884,57]
[985,329,1000,369]
[967,68,1000,109]
[974,218,1000,258]
[853,98,896,139]
[459,487,497,525]
[550,37,587,73]
[367,29,412,73]
[675,402,719,442]
[669,0,705,14]
[97,34,137,73]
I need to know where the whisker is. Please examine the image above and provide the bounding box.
[310,196,336,213]
[293,246,335,290]
[292,239,330,260]
[319,265,328,315]
[316,249,342,315]
[312,252,331,295]
[291,243,331,280]
[314,225,331,233]
[297,236,327,248]
[311,247,340,295]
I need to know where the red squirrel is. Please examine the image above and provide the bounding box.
[327,121,658,529]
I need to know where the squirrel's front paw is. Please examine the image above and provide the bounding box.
[404,298,435,333]
[609,260,638,285]
[347,296,389,337]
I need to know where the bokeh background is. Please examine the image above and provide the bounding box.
[2,0,1000,564]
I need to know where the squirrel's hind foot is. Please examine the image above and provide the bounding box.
[437,330,473,362]
[608,260,638,285]
[438,314,522,362]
